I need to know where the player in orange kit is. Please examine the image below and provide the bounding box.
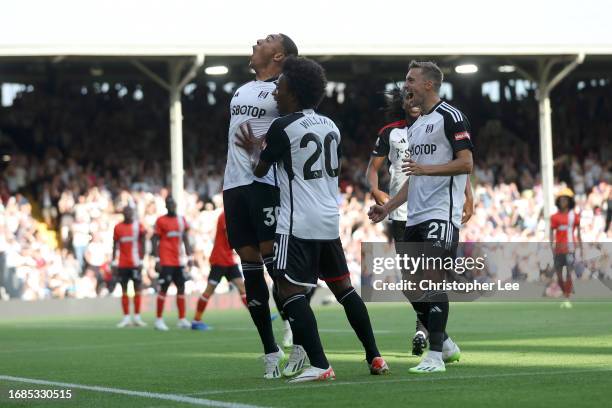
[112,205,146,328]
[550,188,583,309]
[191,211,247,331]
[152,196,193,330]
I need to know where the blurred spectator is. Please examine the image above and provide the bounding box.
[0,78,610,300]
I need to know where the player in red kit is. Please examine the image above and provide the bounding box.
[191,211,247,331]
[550,188,583,309]
[152,197,193,331]
[112,205,146,328]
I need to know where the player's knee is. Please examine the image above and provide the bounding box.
[204,283,217,296]
[276,278,307,302]
[159,281,170,294]
[258,240,274,257]
[232,279,246,294]
[402,289,422,303]
[133,280,142,292]
[176,281,185,295]
[327,278,352,298]
[424,290,448,303]
[120,281,129,293]
[236,245,261,262]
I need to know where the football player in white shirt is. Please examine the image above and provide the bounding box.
[369,61,473,374]
[367,89,473,357]
[222,33,298,379]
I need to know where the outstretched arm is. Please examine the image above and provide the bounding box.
[368,178,409,223]
[366,155,390,205]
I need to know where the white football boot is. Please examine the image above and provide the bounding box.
[289,366,335,383]
[409,351,446,374]
[283,345,308,377]
[116,316,131,328]
[263,347,285,379]
[154,318,169,331]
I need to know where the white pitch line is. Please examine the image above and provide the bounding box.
[0,375,268,408]
[187,366,612,396]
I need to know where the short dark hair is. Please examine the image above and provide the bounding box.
[280,34,298,57]
[282,56,327,109]
[408,60,443,92]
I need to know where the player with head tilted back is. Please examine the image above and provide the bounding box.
[222,33,298,378]
[237,56,389,382]
[112,205,147,328]
[151,196,193,331]
[366,89,474,356]
[369,61,473,373]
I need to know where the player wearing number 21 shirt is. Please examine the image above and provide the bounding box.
[369,61,473,374]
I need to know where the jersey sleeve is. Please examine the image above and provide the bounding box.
[444,113,474,153]
[550,214,558,229]
[113,225,119,241]
[260,118,290,163]
[371,128,391,157]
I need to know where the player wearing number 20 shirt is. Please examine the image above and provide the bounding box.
[263,109,345,281]
[247,56,387,381]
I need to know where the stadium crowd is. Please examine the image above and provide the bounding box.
[0,77,610,300]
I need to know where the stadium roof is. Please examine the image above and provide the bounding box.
[2,0,612,57]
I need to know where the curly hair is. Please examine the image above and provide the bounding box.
[282,56,327,109]
[383,85,406,122]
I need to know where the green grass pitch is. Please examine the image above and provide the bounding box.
[1,302,611,407]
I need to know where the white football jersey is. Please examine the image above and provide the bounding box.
[260,110,341,240]
[371,120,409,221]
[223,79,279,191]
[405,101,473,228]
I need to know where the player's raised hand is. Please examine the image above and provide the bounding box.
[235,122,263,155]
[402,158,427,176]
[368,204,388,223]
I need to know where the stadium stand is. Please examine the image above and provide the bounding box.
[0,78,610,300]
